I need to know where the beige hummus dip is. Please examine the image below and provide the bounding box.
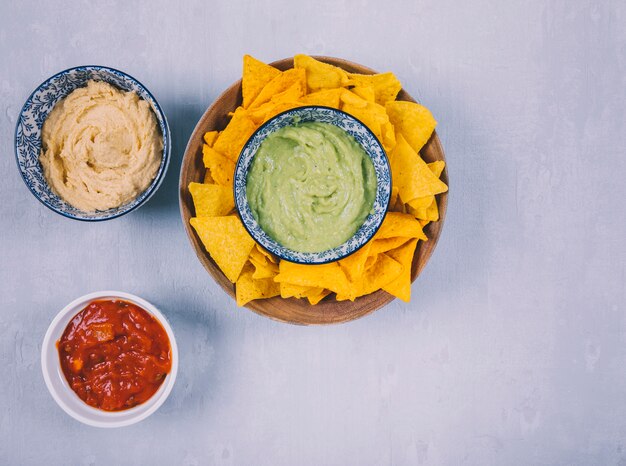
[40,80,162,212]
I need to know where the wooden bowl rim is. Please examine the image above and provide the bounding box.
[179,56,448,325]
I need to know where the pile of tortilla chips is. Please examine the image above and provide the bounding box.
[189,54,448,306]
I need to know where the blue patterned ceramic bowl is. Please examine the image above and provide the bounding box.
[234,106,391,264]
[15,66,170,221]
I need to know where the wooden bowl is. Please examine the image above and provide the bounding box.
[179,57,448,325]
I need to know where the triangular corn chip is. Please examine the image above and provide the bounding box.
[189,182,234,217]
[190,215,255,283]
[242,55,281,109]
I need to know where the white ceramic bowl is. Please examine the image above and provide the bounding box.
[41,291,178,428]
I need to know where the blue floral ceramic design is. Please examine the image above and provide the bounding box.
[234,106,391,264]
[15,66,170,221]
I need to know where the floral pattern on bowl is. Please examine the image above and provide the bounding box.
[15,66,170,221]
[234,106,391,264]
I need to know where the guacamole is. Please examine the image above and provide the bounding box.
[246,122,377,253]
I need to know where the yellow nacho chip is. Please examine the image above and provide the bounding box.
[336,253,403,301]
[260,101,307,123]
[389,186,399,209]
[280,282,320,299]
[369,237,410,256]
[382,238,418,302]
[256,244,278,264]
[350,85,376,103]
[202,145,235,188]
[294,54,350,91]
[275,261,351,297]
[364,254,378,270]
[249,68,306,109]
[376,212,427,241]
[298,88,343,108]
[236,264,280,306]
[251,261,279,280]
[407,196,434,210]
[212,108,258,162]
[428,160,446,178]
[189,182,234,217]
[381,121,396,152]
[308,288,331,305]
[242,55,281,109]
[347,72,402,105]
[338,242,371,282]
[203,131,219,147]
[386,100,437,153]
[390,135,448,201]
[340,89,368,108]
[248,247,279,279]
[190,215,255,283]
[203,168,213,184]
[247,80,307,123]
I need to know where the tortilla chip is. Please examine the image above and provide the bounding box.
[364,254,378,270]
[308,288,331,305]
[407,196,434,210]
[280,282,320,299]
[337,253,403,300]
[382,238,418,302]
[389,186,399,209]
[203,131,219,147]
[251,261,279,280]
[350,85,376,103]
[338,242,371,282]
[294,54,350,91]
[203,169,213,184]
[190,215,255,283]
[242,55,281,109]
[247,80,307,123]
[376,212,427,241]
[428,160,446,178]
[249,68,307,109]
[381,121,396,152]
[189,182,234,217]
[256,244,278,264]
[369,237,410,256]
[390,135,448,202]
[385,100,437,153]
[340,89,369,108]
[347,72,402,105]
[202,145,235,188]
[299,88,343,108]
[236,264,280,306]
[249,247,279,279]
[212,108,258,162]
[275,261,351,297]
[260,101,307,123]
[424,198,439,221]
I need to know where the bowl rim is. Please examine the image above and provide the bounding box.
[40,290,179,428]
[14,65,171,222]
[233,105,391,264]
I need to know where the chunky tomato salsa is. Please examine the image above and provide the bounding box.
[58,299,172,411]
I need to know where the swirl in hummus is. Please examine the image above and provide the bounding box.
[39,80,162,212]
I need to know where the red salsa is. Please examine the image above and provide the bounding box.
[58,299,172,411]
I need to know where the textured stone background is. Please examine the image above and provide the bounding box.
[1,0,625,464]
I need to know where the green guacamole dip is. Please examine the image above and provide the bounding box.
[246,121,377,253]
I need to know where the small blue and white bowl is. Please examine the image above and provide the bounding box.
[15,66,171,221]
[234,106,391,264]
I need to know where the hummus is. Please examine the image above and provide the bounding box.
[39,80,162,211]
[246,122,377,253]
